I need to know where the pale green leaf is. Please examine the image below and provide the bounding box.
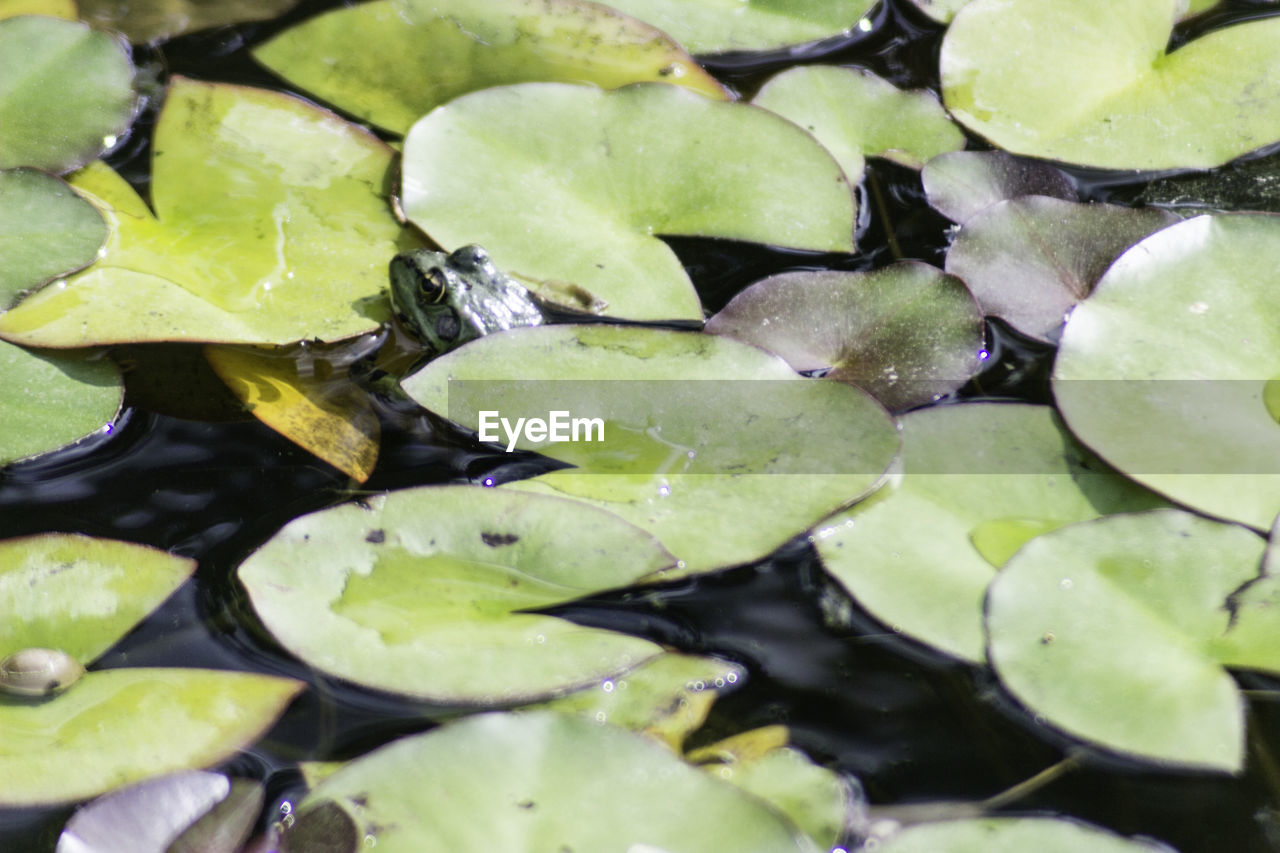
[0,343,122,465]
[597,0,875,53]
[0,168,107,307]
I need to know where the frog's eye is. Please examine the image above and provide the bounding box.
[418,268,449,304]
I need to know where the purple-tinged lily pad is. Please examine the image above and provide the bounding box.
[705,263,984,411]
[921,151,1074,224]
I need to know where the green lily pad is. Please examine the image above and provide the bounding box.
[77,0,301,43]
[237,485,671,704]
[597,0,874,54]
[874,816,1172,852]
[813,404,1165,663]
[944,197,1177,342]
[0,533,195,661]
[0,15,134,173]
[293,711,819,852]
[1052,213,1280,530]
[911,0,1224,23]
[0,168,108,307]
[253,0,726,136]
[704,263,984,411]
[0,343,122,465]
[0,77,407,348]
[940,0,1280,169]
[400,82,856,323]
[921,151,1075,224]
[0,668,302,805]
[988,509,1274,771]
[751,66,964,180]
[401,324,899,573]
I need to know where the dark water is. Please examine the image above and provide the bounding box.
[3,1,1280,850]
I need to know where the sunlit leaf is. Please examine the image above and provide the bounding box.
[0,168,107,308]
[0,344,121,466]
[77,0,301,43]
[238,485,671,704]
[0,0,76,20]
[253,0,726,136]
[597,0,874,53]
[921,150,1075,224]
[988,509,1274,771]
[0,78,407,347]
[752,66,964,180]
[874,816,1173,852]
[940,0,1280,168]
[401,82,856,322]
[0,15,134,173]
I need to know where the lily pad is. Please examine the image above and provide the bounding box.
[596,0,874,54]
[987,509,1275,771]
[400,82,857,322]
[292,711,819,852]
[77,0,301,43]
[911,0,1225,23]
[0,0,76,21]
[253,0,726,136]
[705,263,984,411]
[0,668,302,805]
[751,66,964,180]
[0,168,108,307]
[944,197,1177,342]
[940,0,1280,169]
[813,404,1165,663]
[0,533,195,661]
[0,342,122,465]
[401,324,899,573]
[237,485,671,704]
[56,771,237,853]
[921,151,1075,224]
[1138,146,1280,213]
[0,78,407,348]
[0,15,134,173]
[1052,213,1280,529]
[874,816,1172,852]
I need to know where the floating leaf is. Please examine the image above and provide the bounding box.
[752,66,964,180]
[205,344,379,482]
[1053,213,1280,529]
[0,668,302,805]
[921,151,1075,224]
[400,325,899,573]
[988,509,1274,771]
[293,711,820,852]
[940,0,1280,169]
[911,0,1226,23]
[814,404,1165,663]
[77,0,301,43]
[944,197,1176,342]
[0,343,122,465]
[56,771,234,853]
[0,168,107,308]
[597,0,874,53]
[0,533,195,661]
[253,0,726,136]
[705,263,984,411]
[238,485,670,704]
[0,15,134,173]
[401,82,856,322]
[0,0,76,20]
[874,816,1171,852]
[0,78,407,348]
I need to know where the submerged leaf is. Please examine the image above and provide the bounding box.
[0,15,134,173]
[0,79,407,347]
[596,0,875,53]
[940,0,1280,168]
[0,342,122,465]
[0,168,107,308]
[400,82,856,322]
[921,150,1075,224]
[705,263,984,411]
[77,0,301,43]
[253,0,726,135]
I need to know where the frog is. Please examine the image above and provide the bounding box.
[388,244,545,355]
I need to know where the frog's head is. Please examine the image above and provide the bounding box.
[388,244,544,355]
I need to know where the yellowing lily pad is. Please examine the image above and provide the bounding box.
[597,0,875,53]
[237,485,672,704]
[0,668,302,805]
[400,82,857,322]
[940,0,1280,169]
[0,342,122,465]
[813,404,1164,663]
[0,168,107,307]
[252,0,726,136]
[0,0,76,21]
[0,78,406,348]
[988,509,1275,771]
[752,66,964,180]
[77,0,301,43]
[0,15,134,173]
[292,711,820,852]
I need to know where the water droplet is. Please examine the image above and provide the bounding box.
[978,349,990,361]
[1059,578,1073,590]
[601,680,614,693]
[535,634,546,644]
[856,16,873,30]
[482,477,495,487]
[1189,301,1209,314]
[102,134,118,148]
[657,483,671,497]
[594,711,607,724]
[725,672,738,684]
[1041,632,1055,644]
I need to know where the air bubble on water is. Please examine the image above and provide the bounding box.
[713,677,725,688]
[482,477,495,487]
[726,671,738,684]
[595,711,607,724]
[978,349,990,361]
